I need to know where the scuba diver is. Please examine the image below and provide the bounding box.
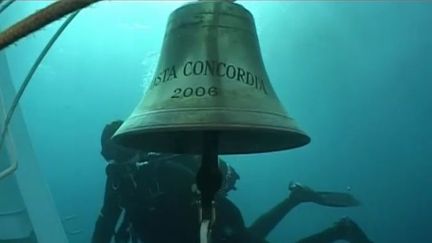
[92,120,373,243]
[92,120,257,243]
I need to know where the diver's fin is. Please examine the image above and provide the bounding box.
[314,191,361,207]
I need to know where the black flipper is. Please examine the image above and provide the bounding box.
[314,191,361,207]
[289,182,360,207]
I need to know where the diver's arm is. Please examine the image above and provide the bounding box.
[248,196,299,240]
[91,177,122,243]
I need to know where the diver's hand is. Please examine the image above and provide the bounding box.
[288,182,321,205]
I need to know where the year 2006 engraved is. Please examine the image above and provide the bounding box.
[171,86,218,98]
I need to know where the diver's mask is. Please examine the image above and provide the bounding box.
[218,160,240,196]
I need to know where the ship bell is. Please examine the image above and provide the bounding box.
[113,1,310,154]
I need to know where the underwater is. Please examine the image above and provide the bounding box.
[0,0,431,242]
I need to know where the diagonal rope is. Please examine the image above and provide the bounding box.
[0,0,101,51]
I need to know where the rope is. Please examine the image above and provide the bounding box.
[0,0,101,51]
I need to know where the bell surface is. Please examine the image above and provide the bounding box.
[114,1,310,154]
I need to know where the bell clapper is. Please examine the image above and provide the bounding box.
[196,131,222,243]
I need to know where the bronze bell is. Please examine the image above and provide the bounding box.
[113,1,310,154]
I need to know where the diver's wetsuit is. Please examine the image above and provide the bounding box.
[92,157,265,243]
[92,158,374,243]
